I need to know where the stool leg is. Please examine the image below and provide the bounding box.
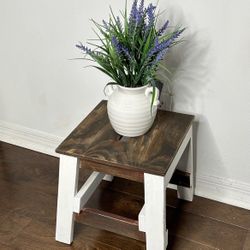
[177,135,194,201]
[103,174,114,182]
[144,174,167,250]
[55,155,79,244]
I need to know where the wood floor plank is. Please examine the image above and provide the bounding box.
[0,180,57,220]
[167,208,247,250]
[174,196,250,230]
[0,243,13,250]
[12,219,134,250]
[0,142,59,196]
[168,235,217,250]
[244,232,250,250]
[12,216,146,250]
[0,211,32,246]
[75,224,146,250]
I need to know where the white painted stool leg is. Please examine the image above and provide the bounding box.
[55,155,79,244]
[144,173,167,250]
[177,132,194,202]
[103,174,114,182]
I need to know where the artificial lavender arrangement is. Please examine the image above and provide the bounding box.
[76,0,184,95]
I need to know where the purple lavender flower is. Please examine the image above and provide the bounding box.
[149,38,172,56]
[116,16,122,31]
[129,0,138,24]
[165,28,185,47]
[138,0,144,22]
[151,49,168,65]
[102,20,109,30]
[76,43,92,54]
[158,20,169,36]
[129,0,146,26]
[111,36,123,55]
[147,38,158,57]
[148,36,168,57]
[112,36,132,60]
[122,47,132,60]
[146,4,156,28]
[148,28,184,57]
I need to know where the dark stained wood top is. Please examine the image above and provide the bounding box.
[56,100,194,176]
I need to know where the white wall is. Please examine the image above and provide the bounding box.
[0,0,250,208]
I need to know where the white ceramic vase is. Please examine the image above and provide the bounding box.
[106,84,160,137]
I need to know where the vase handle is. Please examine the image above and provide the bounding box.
[145,86,160,106]
[104,83,117,97]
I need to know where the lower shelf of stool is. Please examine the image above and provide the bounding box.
[76,207,145,242]
[75,171,190,242]
[75,179,145,241]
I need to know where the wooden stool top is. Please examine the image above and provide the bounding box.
[56,101,194,181]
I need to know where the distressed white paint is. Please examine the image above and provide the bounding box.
[144,174,167,250]
[0,0,250,209]
[177,132,194,201]
[103,175,114,182]
[55,155,79,244]
[164,126,192,185]
[73,171,105,213]
[138,205,146,232]
[56,160,110,243]
[138,126,193,248]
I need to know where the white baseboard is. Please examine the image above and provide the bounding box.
[0,120,249,210]
[0,120,63,157]
[195,174,250,210]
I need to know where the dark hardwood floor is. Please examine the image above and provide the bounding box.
[0,141,249,250]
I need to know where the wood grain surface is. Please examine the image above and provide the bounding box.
[56,100,194,176]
